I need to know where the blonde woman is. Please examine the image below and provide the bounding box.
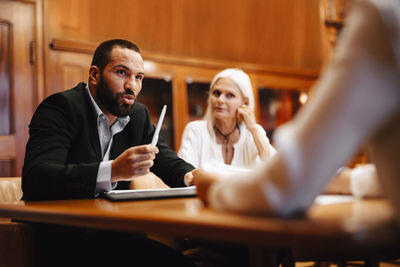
[178,68,276,175]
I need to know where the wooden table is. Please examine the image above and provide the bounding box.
[0,195,399,266]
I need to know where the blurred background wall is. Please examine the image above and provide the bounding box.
[0,0,349,176]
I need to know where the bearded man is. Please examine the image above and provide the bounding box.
[22,39,195,200]
[20,39,196,267]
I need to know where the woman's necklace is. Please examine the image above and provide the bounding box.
[214,124,239,162]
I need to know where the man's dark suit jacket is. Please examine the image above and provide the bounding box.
[22,82,194,200]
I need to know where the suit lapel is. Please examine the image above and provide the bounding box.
[82,85,103,161]
[89,122,102,161]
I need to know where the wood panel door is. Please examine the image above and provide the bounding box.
[0,1,35,177]
[45,50,91,97]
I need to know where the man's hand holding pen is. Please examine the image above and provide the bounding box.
[111,144,159,183]
[111,105,166,183]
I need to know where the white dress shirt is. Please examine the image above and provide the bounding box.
[86,86,130,193]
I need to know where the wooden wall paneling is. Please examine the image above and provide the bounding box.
[45,0,324,71]
[46,50,91,96]
[167,0,322,68]
[320,0,352,65]
[248,73,261,124]
[171,71,187,152]
[62,63,87,91]
[320,0,334,64]
[49,39,322,79]
[0,136,16,159]
[46,0,90,41]
[291,0,322,68]
[32,0,45,108]
[0,160,12,177]
[20,0,45,107]
[43,0,91,99]
[252,74,317,93]
[0,135,15,176]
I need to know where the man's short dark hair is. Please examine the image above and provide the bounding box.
[91,39,140,71]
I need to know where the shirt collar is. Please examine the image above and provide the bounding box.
[85,84,130,125]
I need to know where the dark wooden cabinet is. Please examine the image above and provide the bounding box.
[186,81,210,122]
[257,87,304,141]
[139,78,175,148]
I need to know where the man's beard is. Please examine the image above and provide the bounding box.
[97,75,135,117]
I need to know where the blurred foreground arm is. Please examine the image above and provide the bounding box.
[202,0,400,216]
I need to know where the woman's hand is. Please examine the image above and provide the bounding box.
[238,104,273,159]
[237,104,257,131]
[193,169,220,204]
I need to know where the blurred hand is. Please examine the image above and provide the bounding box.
[184,171,195,186]
[111,144,159,183]
[193,169,220,204]
[129,172,169,190]
[237,104,257,131]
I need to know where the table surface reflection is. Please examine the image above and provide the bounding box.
[0,195,398,251]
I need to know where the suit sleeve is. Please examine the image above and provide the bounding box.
[22,93,99,200]
[152,137,195,187]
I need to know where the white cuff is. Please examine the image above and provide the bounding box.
[96,160,113,193]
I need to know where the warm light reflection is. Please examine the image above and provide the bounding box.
[143,61,156,72]
[185,77,193,84]
[299,91,308,104]
[326,0,337,20]
[343,199,395,232]
[184,199,203,216]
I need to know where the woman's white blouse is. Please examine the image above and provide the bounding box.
[178,120,276,176]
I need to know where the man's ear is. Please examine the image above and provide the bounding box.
[89,66,100,85]
[243,97,249,106]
